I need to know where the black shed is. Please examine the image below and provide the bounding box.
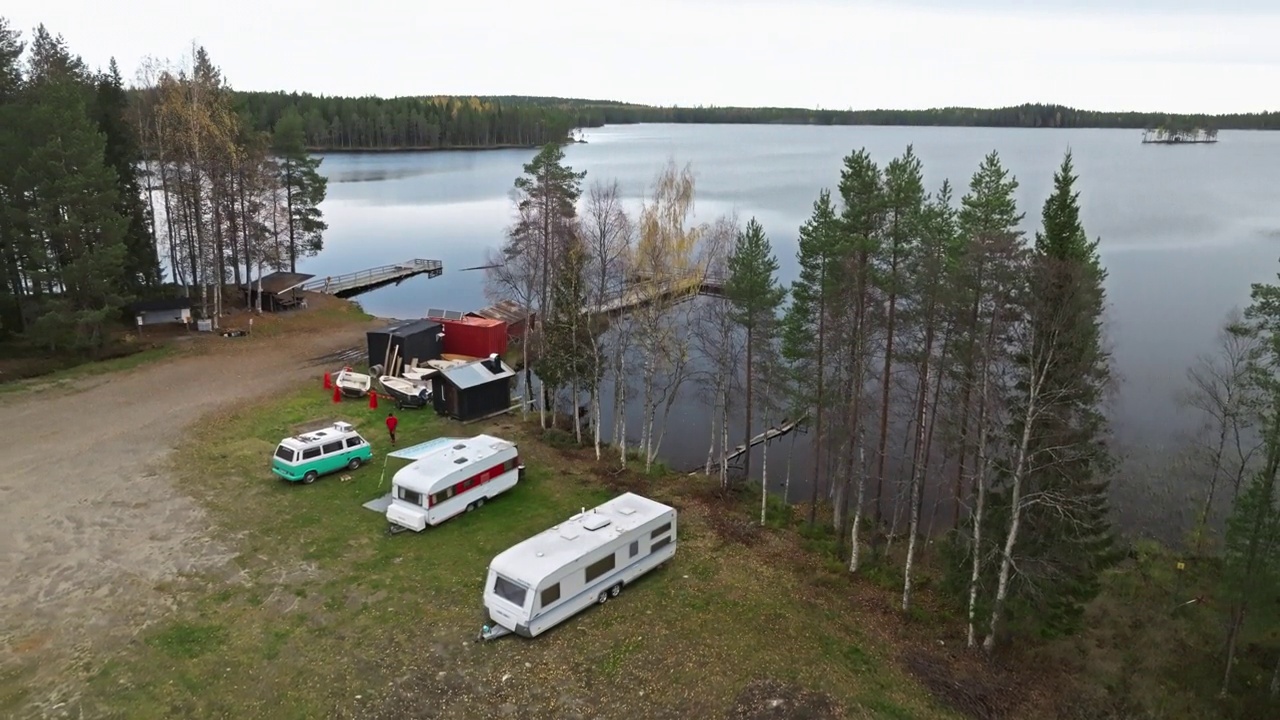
[367,319,444,373]
[431,355,516,422]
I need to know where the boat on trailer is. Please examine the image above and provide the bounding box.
[478,492,677,641]
[334,368,372,398]
[378,375,431,409]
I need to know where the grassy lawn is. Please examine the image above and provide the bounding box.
[73,385,963,719]
[0,344,179,394]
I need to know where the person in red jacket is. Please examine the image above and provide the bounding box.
[385,412,398,446]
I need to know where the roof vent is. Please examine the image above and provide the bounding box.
[582,515,612,531]
[453,443,467,450]
[618,507,636,516]
[559,526,580,540]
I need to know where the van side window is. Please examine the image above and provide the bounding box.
[651,522,671,538]
[585,554,615,584]
[302,447,321,460]
[346,436,364,448]
[321,441,343,455]
[540,583,560,607]
[629,541,639,558]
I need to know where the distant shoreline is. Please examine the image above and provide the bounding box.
[310,139,587,154]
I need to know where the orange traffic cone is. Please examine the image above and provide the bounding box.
[332,384,341,403]
[369,391,379,409]
[323,372,332,389]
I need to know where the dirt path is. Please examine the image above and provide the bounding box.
[0,318,376,708]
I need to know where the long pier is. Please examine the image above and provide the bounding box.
[688,413,809,476]
[587,272,726,317]
[302,259,443,298]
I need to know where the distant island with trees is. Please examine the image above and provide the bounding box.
[232,91,1279,152]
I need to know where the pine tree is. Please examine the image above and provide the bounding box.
[94,57,159,292]
[0,17,26,335]
[781,189,843,525]
[272,107,327,272]
[987,151,1115,647]
[725,217,786,482]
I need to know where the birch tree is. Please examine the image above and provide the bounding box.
[692,215,742,487]
[582,180,633,459]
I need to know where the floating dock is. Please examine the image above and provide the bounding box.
[690,413,809,476]
[301,259,443,298]
[587,272,726,317]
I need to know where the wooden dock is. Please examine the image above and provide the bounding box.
[587,272,726,317]
[301,259,443,298]
[689,413,809,476]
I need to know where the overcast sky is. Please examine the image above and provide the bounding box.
[6,0,1278,113]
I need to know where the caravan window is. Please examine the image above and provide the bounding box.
[629,541,639,558]
[400,488,423,506]
[274,446,296,462]
[540,583,560,608]
[652,536,672,552]
[493,575,528,608]
[651,522,671,539]
[585,554,616,583]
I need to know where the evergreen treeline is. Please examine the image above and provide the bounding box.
[0,19,328,350]
[233,92,581,151]
[232,92,1280,151]
[487,139,1279,715]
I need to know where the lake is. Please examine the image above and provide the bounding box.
[301,124,1280,526]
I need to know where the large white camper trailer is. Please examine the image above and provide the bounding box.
[385,434,524,533]
[478,492,677,640]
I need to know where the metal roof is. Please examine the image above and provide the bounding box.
[439,357,515,390]
[425,308,467,321]
[488,493,674,586]
[391,434,516,494]
[253,271,316,295]
[468,299,532,326]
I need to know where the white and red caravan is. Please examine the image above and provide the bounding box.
[386,434,524,532]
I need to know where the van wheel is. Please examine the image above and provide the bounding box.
[609,583,622,598]
[596,591,609,605]
[347,457,362,471]
[302,471,318,485]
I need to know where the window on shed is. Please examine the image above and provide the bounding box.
[585,554,616,584]
[629,541,639,558]
[301,447,321,460]
[651,522,671,539]
[321,441,343,455]
[540,583,560,608]
[345,436,364,448]
[651,536,672,552]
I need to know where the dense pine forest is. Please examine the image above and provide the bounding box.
[235,91,1280,151]
[0,20,329,355]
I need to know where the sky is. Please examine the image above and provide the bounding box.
[5,0,1278,114]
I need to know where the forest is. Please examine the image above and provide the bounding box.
[0,20,328,353]
[485,141,1280,718]
[233,90,1280,151]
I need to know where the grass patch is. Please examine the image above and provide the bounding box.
[65,384,961,719]
[0,344,177,394]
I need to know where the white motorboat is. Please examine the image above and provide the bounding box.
[378,375,432,409]
[334,368,372,398]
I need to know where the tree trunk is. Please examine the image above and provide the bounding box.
[744,325,754,481]
[285,162,297,272]
[809,288,826,527]
[1221,605,1244,695]
[902,362,930,612]
[966,363,993,647]
[849,426,868,572]
[875,281,900,525]
[1198,419,1230,542]
[1269,652,1279,700]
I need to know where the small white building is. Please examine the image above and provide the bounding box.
[385,434,523,532]
[127,298,193,326]
[480,492,677,640]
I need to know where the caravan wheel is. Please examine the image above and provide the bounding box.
[609,583,622,598]
[475,497,486,509]
[596,591,609,605]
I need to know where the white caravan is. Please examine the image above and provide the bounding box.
[479,492,677,640]
[385,434,524,533]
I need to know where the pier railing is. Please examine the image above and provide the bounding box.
[301,259,444,295]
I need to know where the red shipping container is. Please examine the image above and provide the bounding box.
[435,317,508,359]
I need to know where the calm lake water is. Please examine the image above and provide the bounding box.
[302,124,1280,519]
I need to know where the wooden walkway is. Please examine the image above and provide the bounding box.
[689,413,810,476]
[301,259,443,298]
[587,272,726,317]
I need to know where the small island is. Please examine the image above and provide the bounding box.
[1141,125,1219,144]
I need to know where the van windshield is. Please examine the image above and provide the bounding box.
[274,445,296,462]
[492,575,528,608]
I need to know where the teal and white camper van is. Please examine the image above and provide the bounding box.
[271,421,373,484]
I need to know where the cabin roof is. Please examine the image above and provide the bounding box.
[468,299,532,327]
[391,434,516,494]
[488,493,673,585]
[371,319,442,339]
[253,271,315,295]
[439,357,515,390]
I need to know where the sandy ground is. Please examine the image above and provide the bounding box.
[0,316,376,710]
